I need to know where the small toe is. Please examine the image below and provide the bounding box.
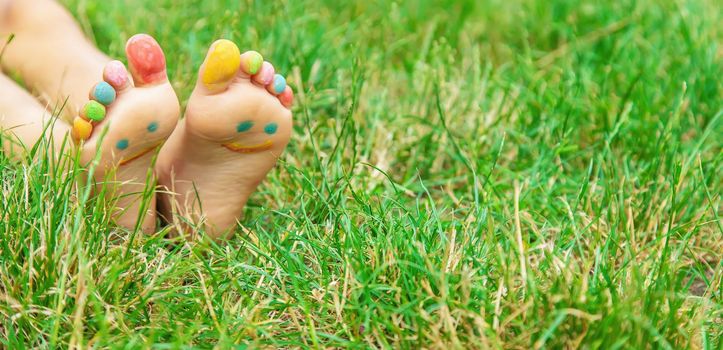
[266,74,286,95]
[252,61,275,86]
[125,34,168,86]
[80,100,106,122]
[89,81,117,106]
[103,60,129,90]
[199,39,242,93]
[72,117,93,141]
[279,86,294,108]
[239,51,263,76]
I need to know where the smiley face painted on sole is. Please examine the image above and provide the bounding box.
[221,120,282,154]
[184,78,292,155]
[113,120,168,166]
[78,74,177,167]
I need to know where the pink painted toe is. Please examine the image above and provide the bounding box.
[252,61,275,86]
[125,34,167,86]
[279,86,294,108]
[103,60,129,90]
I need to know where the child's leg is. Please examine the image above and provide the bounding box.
[0,1,180,232]
[0,0,107,120]
[0,72,69,161]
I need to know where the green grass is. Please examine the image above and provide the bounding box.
[1,0,721,348]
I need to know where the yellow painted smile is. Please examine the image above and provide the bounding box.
[222,140,273,154]
[119,142,162,166]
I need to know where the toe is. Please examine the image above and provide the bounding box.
[279,86,294,108]
[199,39,241,93]
[89,81,117,106]
[239,51,263,76]
[103,60,130,91]
[80,100,106,122]
[125,34,168,86]
[252,61,275,86]
[71,117,93,141]
[266,74,286,95]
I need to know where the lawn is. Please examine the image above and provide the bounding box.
[1,0,721,348]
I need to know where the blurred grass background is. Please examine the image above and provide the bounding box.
[1,0,721,348]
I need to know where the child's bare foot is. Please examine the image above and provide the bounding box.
[74,34,179,232]
[156,39,293,240]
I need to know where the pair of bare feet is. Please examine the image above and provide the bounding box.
[81,35,293,239]
[0,2,293,240]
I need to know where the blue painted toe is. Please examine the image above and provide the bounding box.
[272,74,286,94]
[92,82,116,106]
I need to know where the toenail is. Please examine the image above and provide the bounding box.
[116,139,129,150]
[91,81,116,105]
[147,121,159,132]
[81,101,106,122]
[236,121,254,132]
[272,74,286,94]
[264,122,278,135]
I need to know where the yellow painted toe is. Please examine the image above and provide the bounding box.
[72,117,93,141]
[201,39,242,90]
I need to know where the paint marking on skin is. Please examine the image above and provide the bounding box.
[240,51,263,75]
[81,100,106,122]
[236,121,254,132]
[91,81,117,105]
[116,139,129,150]
[119,142,163,166]
[72,117,93,141]
[222,140,273,154]
[147,121,159,132]
[264,122,278,135]
[272,74,286,94]
[255,62,275,85]
[103,60,128,89]
[279,86,294,107]
[126,34,167,84]
[202,39,241,89]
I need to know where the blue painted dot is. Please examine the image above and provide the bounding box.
[147,121,159,132]
[237,121,254,132]
[264,122,278,135]
[116,139,129,150]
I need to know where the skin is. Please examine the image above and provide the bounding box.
[0,1,295,239]
[0,73,69,163]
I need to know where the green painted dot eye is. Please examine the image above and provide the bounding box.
[264,123,278,135]
[147,121,159,132]
[116,139,129,150]
[237,121,254,132]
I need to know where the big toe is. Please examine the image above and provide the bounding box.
[198,39,242,93]
[125,34,168,87]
